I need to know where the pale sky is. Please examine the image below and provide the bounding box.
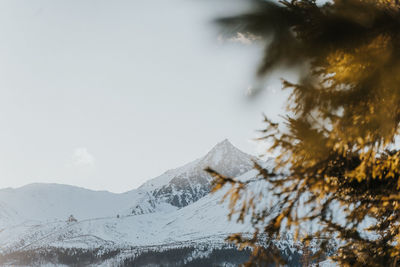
[0,0,289,192]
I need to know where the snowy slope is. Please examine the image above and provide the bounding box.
[0,140,285,266]
[0,170,261,252]
[0,184,136,227]
[0,140,254,227]
[0,166,309,267]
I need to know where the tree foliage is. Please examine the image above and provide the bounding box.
[208,0,400,265]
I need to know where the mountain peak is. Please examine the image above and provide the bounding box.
[212,138,233,149]
[206,139,238,157]
[204,139,246,161]
[134,139,255,212]
[200,139,254,177]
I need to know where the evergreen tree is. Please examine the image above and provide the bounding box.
[207,0,400,265]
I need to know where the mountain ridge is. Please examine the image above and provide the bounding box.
[0,139,281,266]
[0,139,255,224]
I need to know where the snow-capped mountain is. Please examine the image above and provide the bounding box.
[0,140,315,266]
[0,139,254,226]
[127,139,255,215]
[0,170,261,252]
[0,169,295,267]
[0,184,135,227]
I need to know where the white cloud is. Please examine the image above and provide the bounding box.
[72,147,95,166]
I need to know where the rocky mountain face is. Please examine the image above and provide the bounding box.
[128,139,255,214]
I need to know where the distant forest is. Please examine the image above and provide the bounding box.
[0,243,320,266]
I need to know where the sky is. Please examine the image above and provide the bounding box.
[0,0,290,192]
